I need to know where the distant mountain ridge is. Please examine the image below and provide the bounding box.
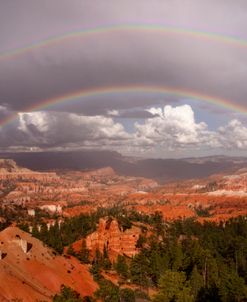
[0,158,31,173]
[0,151,247,183]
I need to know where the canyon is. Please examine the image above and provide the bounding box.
[2,158,247,224]
[1,158,247,300]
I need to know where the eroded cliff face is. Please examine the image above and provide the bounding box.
[85,218,141,261]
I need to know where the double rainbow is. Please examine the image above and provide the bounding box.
[1,24,247,128]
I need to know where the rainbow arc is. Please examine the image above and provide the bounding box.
[1,85,246,128]
[1,24,247,62]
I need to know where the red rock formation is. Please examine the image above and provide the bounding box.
[85,218,141,261]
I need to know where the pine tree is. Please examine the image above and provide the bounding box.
[78,239,90,264]
[219,265,247,302]
[115,255,129,279]
[90,248,103,281]
[153,270,194,302]
[130,253,150,288]
[119,288,135,302]
[67,245,76,256]
[95,279,119,302]
[53,285,83,301]
[190,265,203,299]
[32,224,40,238]
[102,244,111,270]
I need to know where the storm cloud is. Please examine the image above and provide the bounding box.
[1,0,247,157]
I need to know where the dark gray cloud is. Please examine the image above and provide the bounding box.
[114,110,156,119]
[1,0,247,111]
[1,32,247,113]
[1,0,247,156]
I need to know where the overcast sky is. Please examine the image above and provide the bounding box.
[0,0,247,158]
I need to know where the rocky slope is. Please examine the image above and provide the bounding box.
[0,226,97,301]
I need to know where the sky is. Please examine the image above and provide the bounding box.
[0,0,247,158]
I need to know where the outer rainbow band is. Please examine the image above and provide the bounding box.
[1,24,247,62]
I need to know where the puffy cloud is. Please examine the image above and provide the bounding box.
[0,111,130,150]
[136,105,218,150]
[0,105,8,113]
[1,105,247,156]
[218,119,247,149]
[107,110,119,117]
[18,112,50,133]
[109,109,156,119]
[135,106,247,153]
[0,105,10,120]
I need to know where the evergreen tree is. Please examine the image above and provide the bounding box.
[95,279,119,302]
[53,285,83,302]
[190,265,204,299]
[32,224,40,238]
[114,255,129,280]
[102,244,111,270]
[78,239,90,264]
[219,267,247,302]
[153,270,194,302]
[90,248,103,281]
[149,248,169,286]
[136,234,146,248]
[170,244,184,271]
[67,245,76,256]
[130,252,150,288]
[119,288,135,302]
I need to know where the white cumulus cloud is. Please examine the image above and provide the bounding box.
[1,111,130,149]
[1,105,247,155]
[218,119,247,149]
[136,105,218,150]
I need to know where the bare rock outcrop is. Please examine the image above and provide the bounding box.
[86,218,141,261]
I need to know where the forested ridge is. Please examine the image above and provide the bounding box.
[20,208,247,301]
